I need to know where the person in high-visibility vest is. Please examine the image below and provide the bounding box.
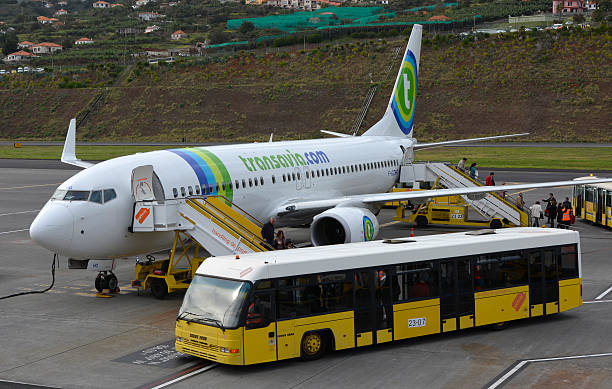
[561,206,572,229]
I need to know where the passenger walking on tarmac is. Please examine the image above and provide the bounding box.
[563,197,572,209]
[285,239,296,249]
[457,157,467,172]
[469,163,478,180]
[515,192,525,211]
[530,201,543,227]
[485,172,495,186]
[542,193,557,208]
[261,217,276,247]
[547,200,557,228]
[274,230,287,249]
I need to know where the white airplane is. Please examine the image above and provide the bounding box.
[30,25,611,289]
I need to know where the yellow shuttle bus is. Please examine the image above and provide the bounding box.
[175,228,582,365]
[573,181,612,228]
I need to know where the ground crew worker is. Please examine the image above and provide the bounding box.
[561,205,572,229]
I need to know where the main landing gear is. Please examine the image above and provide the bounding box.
[94,271,120,294]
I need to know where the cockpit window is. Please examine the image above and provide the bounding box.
[103,189,117,203]
[89,190,103,204]
[52,189,67,200]
[64,190,90,201]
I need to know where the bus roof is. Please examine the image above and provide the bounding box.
[195,228,580,282]
[574,177,612,191]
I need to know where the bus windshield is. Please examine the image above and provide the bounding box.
[178,276,251,329]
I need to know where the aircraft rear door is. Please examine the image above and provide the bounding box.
[294,167,303,190]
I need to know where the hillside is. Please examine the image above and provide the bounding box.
[0,27,610,142]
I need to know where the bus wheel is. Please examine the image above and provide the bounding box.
[490,219,503,229]
[300,332,326,360]
[416,216,428,228]
[151,279,168,300]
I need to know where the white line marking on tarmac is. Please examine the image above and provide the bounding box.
[486,352,612,389]
[0,228,29,235]
[0,182,62,190]
[0,210,39,217]
[584,299,612,304]
[595,285,612,300]
[148,364,218,389]
[380,221,399,227]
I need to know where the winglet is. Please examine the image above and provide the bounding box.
[60,118,94,169]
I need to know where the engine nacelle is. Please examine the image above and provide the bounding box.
[310,207,379,246]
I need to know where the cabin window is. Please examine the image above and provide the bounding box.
[195,186,201,195]
[235,180,240,189]
[216,183,220,192]
[172,188,178,198]
[283,174,286,182]
[228,182,233,190]
[89,190,102,204]
[325,168,329,176]
[254,178,258,187]
[249,178,253,187]
[306,171,309,179]
[296,172,301,180]
[208,184,213,194]
[272,175,276,184]
[260,177,264,185]
[242,179,246,188]
[180,187,186,197]
[188,186,194,196]
[292,173,296,181]
[222,182,226,191]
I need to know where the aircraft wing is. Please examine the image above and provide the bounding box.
[274,178,612,215]
[60,118,95,169]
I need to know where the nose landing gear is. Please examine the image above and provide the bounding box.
[94,271,120,294]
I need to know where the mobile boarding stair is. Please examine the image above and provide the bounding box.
[395,162,530,229]
[129,195,273,298]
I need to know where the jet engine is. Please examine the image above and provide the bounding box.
[310,207,379,246]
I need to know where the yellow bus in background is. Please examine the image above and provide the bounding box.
[573,181,612,228]
[175,228,582,365]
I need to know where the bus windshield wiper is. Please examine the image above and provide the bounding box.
[198,316,225,330]
[177,311,205,324]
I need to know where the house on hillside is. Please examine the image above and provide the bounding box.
[428,15,450,21]
[138,12,165,21]
[93,0,111,8]
[54,9,68,16]
[144,25,160,33]
[75,37,94,45]
[111,3,124,6]
[585,0,597,9]
[58,0,68,5]
[553,0,588,13]
[4,51,36,62]
[37,16,60,24]
[32,42,63,54]
[133,0,149,7]
[171,30,188,40]
[18,41,35,49]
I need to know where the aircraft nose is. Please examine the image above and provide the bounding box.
[30,204,74,253]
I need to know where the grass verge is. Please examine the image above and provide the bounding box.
[0,145,610,171]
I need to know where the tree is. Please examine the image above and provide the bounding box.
[1,31,18,56]
[209,28,229,44]
[239,21,255,34]
[572,13,585,24]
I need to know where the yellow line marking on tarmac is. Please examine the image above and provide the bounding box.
[75,292,97,298]
[0,183,62,191]
[380,221,400,228]
[509,188,538,195]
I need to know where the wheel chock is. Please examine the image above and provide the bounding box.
[95,289,114,298]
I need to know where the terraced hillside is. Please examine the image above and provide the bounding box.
[1,27,610,142]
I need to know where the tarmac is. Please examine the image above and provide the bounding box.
[1,164,611,389]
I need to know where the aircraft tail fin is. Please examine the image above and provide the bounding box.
[362,24,422,138]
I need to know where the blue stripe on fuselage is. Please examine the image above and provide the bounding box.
[168,149,211,193]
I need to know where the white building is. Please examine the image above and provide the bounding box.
[138,12,165,21]
[4,50,36,62]
[32,42,63,54]
[75,37,95,45]
[93,1,111,8]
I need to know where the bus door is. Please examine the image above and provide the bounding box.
[354,269,394,346]
[528,248,559,316]
[596,188,605,224]
[439,258,474,332]
[574,185,584,218]
[244,290,277,364]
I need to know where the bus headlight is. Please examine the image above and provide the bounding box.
[220,347,229,353]
[176,337,183,343]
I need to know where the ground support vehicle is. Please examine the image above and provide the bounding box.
[131,231,206,299]
[175,228,581,365]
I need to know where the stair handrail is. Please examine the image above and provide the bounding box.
[185,198,274,251]
[196,194,264,227]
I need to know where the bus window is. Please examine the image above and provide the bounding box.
[295,277,322,316]
[393,262,437,302]
[246,292,274,329]
[319,272,352,312]
[476,251,527,290]
[559,244,578,279]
